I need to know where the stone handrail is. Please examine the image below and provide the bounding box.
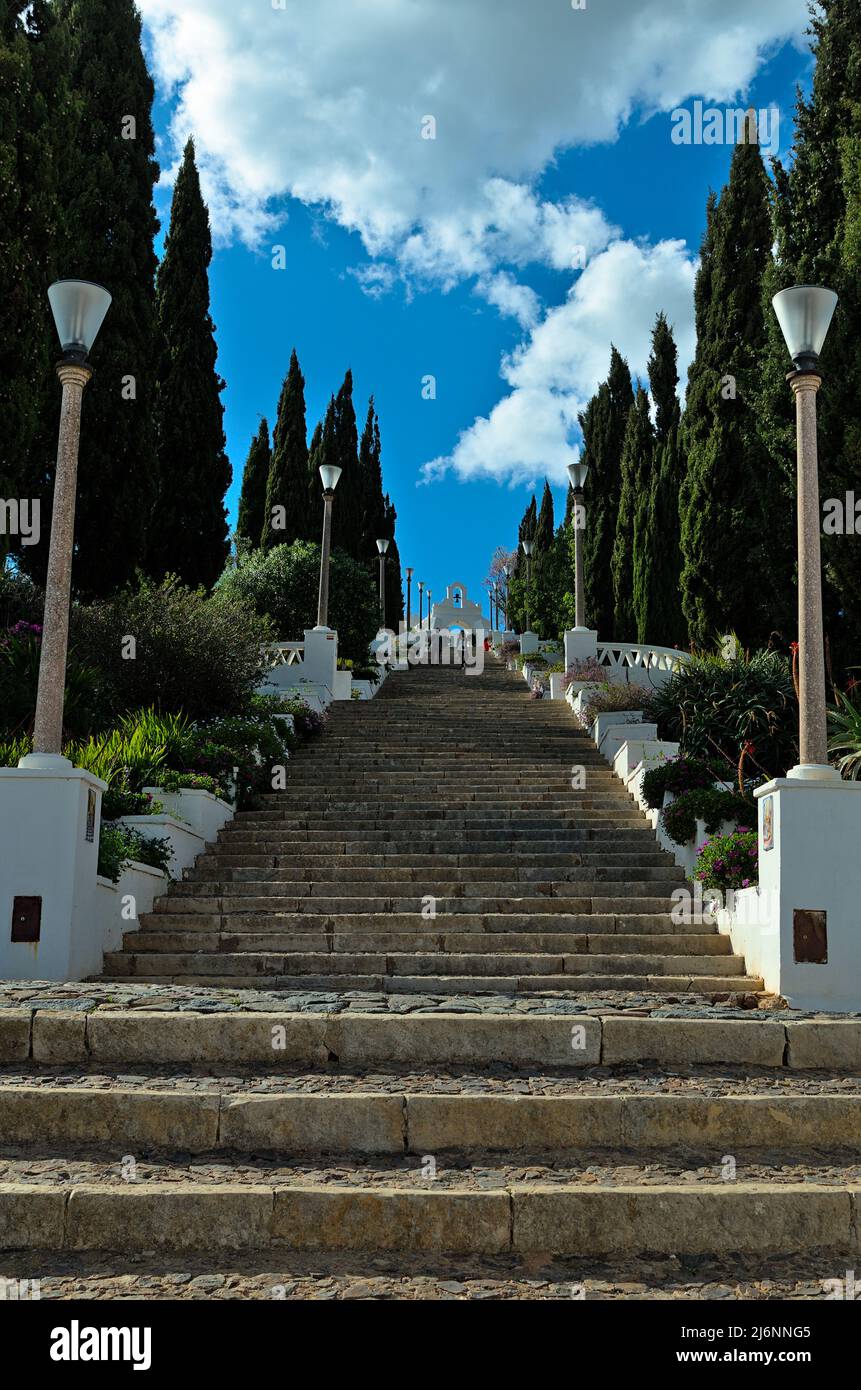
[597,641,690,675]
[266,641,305,668]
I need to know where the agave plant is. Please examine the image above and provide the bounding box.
[828,689,861,779]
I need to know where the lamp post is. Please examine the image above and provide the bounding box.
[567,460,590,631]
[502,564,510,631]
[521,538,533,632]
[315,463,342,630]
[772,283,840,780]
[376,538,390,629]
[22,280,112,769]
[426,588,432,629]
[405,566,414,631]
[418,581,424,629]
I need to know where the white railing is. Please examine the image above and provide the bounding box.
[596,641,690,684]
[266,641,305,668]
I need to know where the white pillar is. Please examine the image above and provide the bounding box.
[0,765,106,981]
[753,777,861,1010]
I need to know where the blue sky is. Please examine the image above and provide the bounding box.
[141,0,815,619]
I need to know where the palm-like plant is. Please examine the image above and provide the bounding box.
[828,689,861,779]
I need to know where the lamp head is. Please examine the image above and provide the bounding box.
[376,538,390,555]
[772,285,838,372]
[522,539,533,557]
[406,566,414,579]
[318,464,342,493]
[48,280,112,361]
[567,460,589,492]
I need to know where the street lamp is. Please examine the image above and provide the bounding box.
[426,588,432,629]
[567,460,590,631]
[418,580,424,629]
[21,280,112,769]
[405,566,414,632]
[772,283,840,780]
[315,463,342,630]
[502,564,510,631]
[521,538,533,632]
[376,538,390,629]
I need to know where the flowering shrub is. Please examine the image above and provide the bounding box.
[98,824,174,883]
[564,658,604,687]
[157,769,228,800]
[499,639,519,661]
[695,827,758,892]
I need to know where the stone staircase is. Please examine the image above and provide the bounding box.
[2,657,858,1296]
[101,660,762,994]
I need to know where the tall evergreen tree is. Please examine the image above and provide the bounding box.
[612,386,654,639]
[759,1,861,663]
[358,397,386,561]
[0,1,64,552]
[581,348,634,636]
[679,131,780,649]
[149,138,230,587]
[263,349,310,548]
[308,399,337,552]
[329,370,362,558]
[46,0,160,595]
[633,314,685,645]
[236,419,270,550]
[382,496,405,629]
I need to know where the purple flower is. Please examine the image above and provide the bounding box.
[742,878,751,888]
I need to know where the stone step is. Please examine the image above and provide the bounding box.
[154,892,682,914]
[139,911,694,934]
[183,852,676,877]
[99,964,763,994]
[15,1009,855,1069]
[0,1174,854,1255]
[2,1085,860,1154]
[167,872,686,897]
[126,931,730,955]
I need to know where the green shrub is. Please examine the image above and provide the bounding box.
[641,755,725,810]
[649,649,797,777]
[215,540,378,664]
[694,828,758,892]
[660,787,755,846]
[157,769,227,800]
[101,783,165,820]
[828,688,861,779]
[0,623,103,739]
[71,576,273,723]
[98,824,173,883]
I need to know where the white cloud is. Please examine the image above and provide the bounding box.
[139,0,808,284]
[423,238,698,488]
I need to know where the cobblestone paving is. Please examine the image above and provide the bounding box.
[1,977,855,1018]
[2,1149,858,1187]
[3,1062,861,1094]
[0,1250,851,1300]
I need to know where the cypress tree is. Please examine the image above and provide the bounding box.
[382,497,405,629]
[50,0,160,595]
[759,1,861,663]
[236,419,270,550]
[612,386,654,639]
[308,399,337,548]
[263,348,310,548]
[358,397,386,560]
[0,1,64,547]
[633,314,685,645]
[150,138,230,588]
[329,370,361,558]
[582,348,634,637]
[679,131,779,650]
